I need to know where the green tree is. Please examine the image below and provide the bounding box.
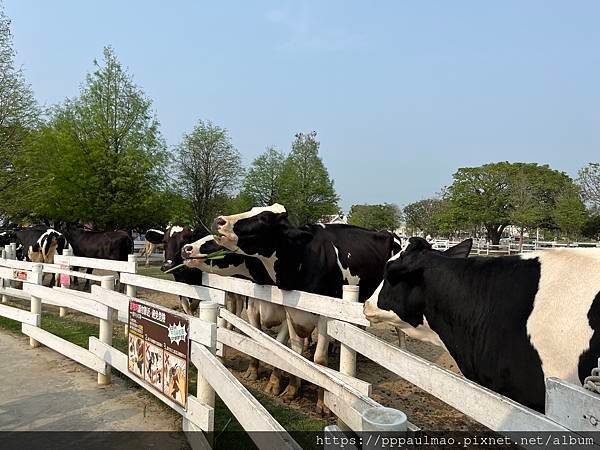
[446,162,574,244]
[582,215,600,240]
[278,132,338,225]
[347,203,401,230]
[553,188,588,241]
[176,120,243,227]
[8,47,169,229]
[0,3,39,204]
[403,198,446,236]
[577,163,600,214]
[241,146,285,206]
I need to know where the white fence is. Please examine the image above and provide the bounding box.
[1,251,599,448]
[431,239,600,255]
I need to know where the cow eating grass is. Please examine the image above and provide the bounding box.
[363,236,600,412]
[181,234,289,394]
[211,203,401,414]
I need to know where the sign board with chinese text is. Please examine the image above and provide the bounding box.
[128,299,189,408]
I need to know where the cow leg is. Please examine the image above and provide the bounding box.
[264,321,289,396]
[83,268,93,290]
[180,296,193,315]
[243,299,260,381]
[225,293,236,330]
[314,316,331,416]
[280,311,304,401]
[395,326,407,349]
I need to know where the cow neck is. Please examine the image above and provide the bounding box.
[420,254,539,378]
[268,235,304,290]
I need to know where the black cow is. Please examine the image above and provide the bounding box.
[62,224,133,289]
[363,237,600,412]
[211,204,401,412]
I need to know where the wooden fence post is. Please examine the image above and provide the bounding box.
[340,285,359,377]
[338,285,360,429]
[2,244,12,304]
[126,254,137,298]
[98,276,115,385]
[197,301,218,446]
[29,264,43,348]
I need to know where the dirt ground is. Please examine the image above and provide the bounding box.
[132,283,485,432]
[0,331,188,449]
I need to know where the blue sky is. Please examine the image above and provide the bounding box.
[6,1,600,211]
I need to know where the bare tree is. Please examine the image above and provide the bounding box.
[577,163,600,214]
[176,120,243,226]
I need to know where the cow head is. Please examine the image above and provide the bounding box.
[181,235,223,266]
[211,204,312,257]
[180,234,248,274]
[363,237,472,346]
[161,226,208,272]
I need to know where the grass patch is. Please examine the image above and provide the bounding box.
[137,264,175,280]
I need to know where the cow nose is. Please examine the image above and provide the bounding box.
[212,217,226,232]
[182,244,194,257]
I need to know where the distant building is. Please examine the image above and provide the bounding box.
[319,214,347,224]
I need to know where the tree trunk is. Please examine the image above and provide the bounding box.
[519,227,524,253]
[486,224,506,246]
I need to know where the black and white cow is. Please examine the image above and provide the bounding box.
[139,229,165,266]
[11,227,71,286]
[181,235,289,394]
[212,204,401,412]
[363,237,600,412]
[62,224,133,289]
[155,225,207,314]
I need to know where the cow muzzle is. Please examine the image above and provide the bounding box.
[160,260,176,272]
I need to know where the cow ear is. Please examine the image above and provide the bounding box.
[444,239,472,258]
[282,228,313,247]
[276,212,289,223]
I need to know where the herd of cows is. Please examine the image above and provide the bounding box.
[1,204,599,416]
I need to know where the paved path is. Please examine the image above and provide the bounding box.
[0,331,189,447]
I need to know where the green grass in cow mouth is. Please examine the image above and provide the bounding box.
[0,298,325,447]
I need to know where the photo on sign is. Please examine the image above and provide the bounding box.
[145,342,164,391]
[164,352,187,406]
[128,333,144,378]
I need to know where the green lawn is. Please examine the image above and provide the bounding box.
[0,274,325,448]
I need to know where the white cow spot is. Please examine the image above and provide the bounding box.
[524,249,600,384]
[332,243,360,285]
[169,226,184,237]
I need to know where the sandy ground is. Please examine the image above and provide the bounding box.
[134,286,485,431]
[0,331,188,447]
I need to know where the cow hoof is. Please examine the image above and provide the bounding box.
[264,379,281,396]
[243,367,258,381]
[316,400,331,417]
[279,384,298,401]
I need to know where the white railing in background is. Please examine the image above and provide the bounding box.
[430,239,600,255]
